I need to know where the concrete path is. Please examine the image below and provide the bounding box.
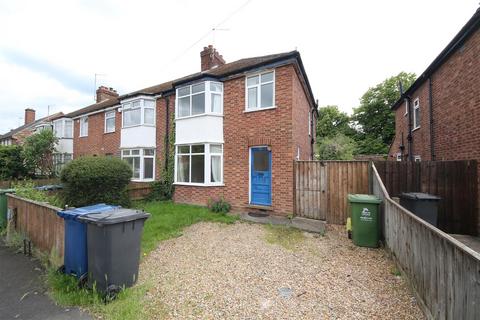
[0,242,90,320]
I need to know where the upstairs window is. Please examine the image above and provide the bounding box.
[176,81,223,118]
[246,70,275,111]
[105,111,116,133]
[413,98,420,129]
[79,116,88,137]
[64,119,73,138]
[122,98,155,128]
[53,119,73,138]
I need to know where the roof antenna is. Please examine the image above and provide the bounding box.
[211,27,229,47]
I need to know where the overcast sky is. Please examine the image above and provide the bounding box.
[0,0,478,132]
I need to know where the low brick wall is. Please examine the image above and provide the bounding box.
[7,194,64,263]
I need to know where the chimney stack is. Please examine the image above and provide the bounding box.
[24,108,35,125]
[96,86,119,103]
[200,45,226,72]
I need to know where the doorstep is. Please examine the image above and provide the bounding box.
[239,213,325,234]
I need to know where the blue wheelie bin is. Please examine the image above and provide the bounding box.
[57,204,119,278]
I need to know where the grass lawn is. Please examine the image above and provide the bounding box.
[46,200,238,320]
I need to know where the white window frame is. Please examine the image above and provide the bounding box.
[413,98,420,130]
[404,99,409,116]
[121,148,156,181]
[174,143,223,186]
[79,116,88,137]
[121,98,156,128]
[308,111,312,136]
[396,153,402,161]
[245,69,275,112]
[175,81,223,119]
[104,110,116,133]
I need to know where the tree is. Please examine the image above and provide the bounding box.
[317,133,355,160]
[352,72,416,154]
[22,129,58,177]
[316,105,353,138]
[0,145,27,179]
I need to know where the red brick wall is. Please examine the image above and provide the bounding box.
[73,109,121,157]
[292,66,314,160]
[174,64,313,215]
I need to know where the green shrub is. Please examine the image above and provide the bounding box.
[60,156,132,207]
[207,198,231,214]
[13,181,64,207]
[0,145,27,179]
[148,180,174,201]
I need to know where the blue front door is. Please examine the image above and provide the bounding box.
[250,147,272,206]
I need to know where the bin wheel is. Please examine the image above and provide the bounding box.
[104,285,121,303]
[348,230,352,239]
[78,273,88,288]
[57,265,65,274]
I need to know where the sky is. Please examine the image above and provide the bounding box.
[0,0,478,133]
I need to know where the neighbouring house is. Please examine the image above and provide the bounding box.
[66,46,317,215]
[389,8,480,164]
[0,109,73,172]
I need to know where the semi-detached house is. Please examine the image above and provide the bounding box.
[65,46,317,215]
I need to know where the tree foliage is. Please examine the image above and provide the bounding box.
[316,105,353,138]
[352,72,416,154]
[0,145,27,179]
[60,156,132,207]
[22,129,58,177]
[317,133,355,160]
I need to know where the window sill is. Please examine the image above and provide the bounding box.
[122,124,156,129]
[131,179,155,182]
[173,182,224,187]
[79,135,88,138]
[104,130,115,134]
[412,126,421,132]
[243,106,277,113]
[175,113,224,121]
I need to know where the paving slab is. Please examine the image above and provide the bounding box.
[0,241,90,320]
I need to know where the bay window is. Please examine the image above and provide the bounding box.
[122,148,155,181]
[105,110,116,133]
[175,143,223,185]
[54,119,73,138]
[122,98,155,127]
[176,81,223,118]
[246,70,275,110]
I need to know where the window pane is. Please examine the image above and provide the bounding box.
[192,82,205,93]
[124,109,141,126]
[211,93,222,113]
[415,108,421,128]
[133,157,140,179]
[106,118,115,132]
[178,97,190,117]
[144,108,154,125]
[260,83,274,108]
[178,145,190,154]
[191,155,205,183]
[191,145,204,153]
[132,101,140,108]
[247,75,259,86]
[178,86,190,97]
[177,155,190,182]
[132,149,140,155]
[261,72,274,83]
[122,150,130,156]
[211,155,221,183]
[144,158,154,179]
[123,103,131,109]
[144,149,155,156]
[54,121,63,137]
[144,100,155,108]
[248,87,257,109]
[253,150,269,171]
[210,144,222,153]
[192,93,205,115]
[106,111,115,118]
[65,120,73,138]
[210,82,222,92]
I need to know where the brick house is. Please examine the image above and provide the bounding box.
[66,47,317,215]
[389,9,480,164]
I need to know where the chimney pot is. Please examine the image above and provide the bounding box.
[96,86,119,103]
[200,45,226,72]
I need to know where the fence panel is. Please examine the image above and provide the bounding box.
[372,163,480,319]
[374,160,478,235]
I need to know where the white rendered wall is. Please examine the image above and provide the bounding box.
[121,126,156,148]
[175,115,223,144]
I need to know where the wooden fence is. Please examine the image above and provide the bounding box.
[7,194,64,264]
[295,161,370,224]
[374,160,478,235]
[372,163,480,319]
[128,182,153,200]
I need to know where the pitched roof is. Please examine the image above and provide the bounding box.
[66,50,315,117]
[392,8,480,110]
[0,112,64,140]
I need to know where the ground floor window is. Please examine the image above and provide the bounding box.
[175,143,223,185]
[53,153,73,175]
[122,148,155,181]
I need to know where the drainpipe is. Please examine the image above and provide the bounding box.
[406,96,413,161]
[164,96,170,171]
[428,77,435,160]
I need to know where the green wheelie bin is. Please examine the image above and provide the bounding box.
[348,194,381,248]
[0,189,15,228]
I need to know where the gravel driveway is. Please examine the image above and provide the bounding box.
[140,222,423,319]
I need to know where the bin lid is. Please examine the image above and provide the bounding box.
[57,203,120,220]
[347,194,382,204]
[35,184,63,191]
[399,192,441,201]
[77,208,149,225]
[0,189,15,194]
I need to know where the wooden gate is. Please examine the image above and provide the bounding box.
[295,161,370,224]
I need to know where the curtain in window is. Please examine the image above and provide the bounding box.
[211,155,221,183]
